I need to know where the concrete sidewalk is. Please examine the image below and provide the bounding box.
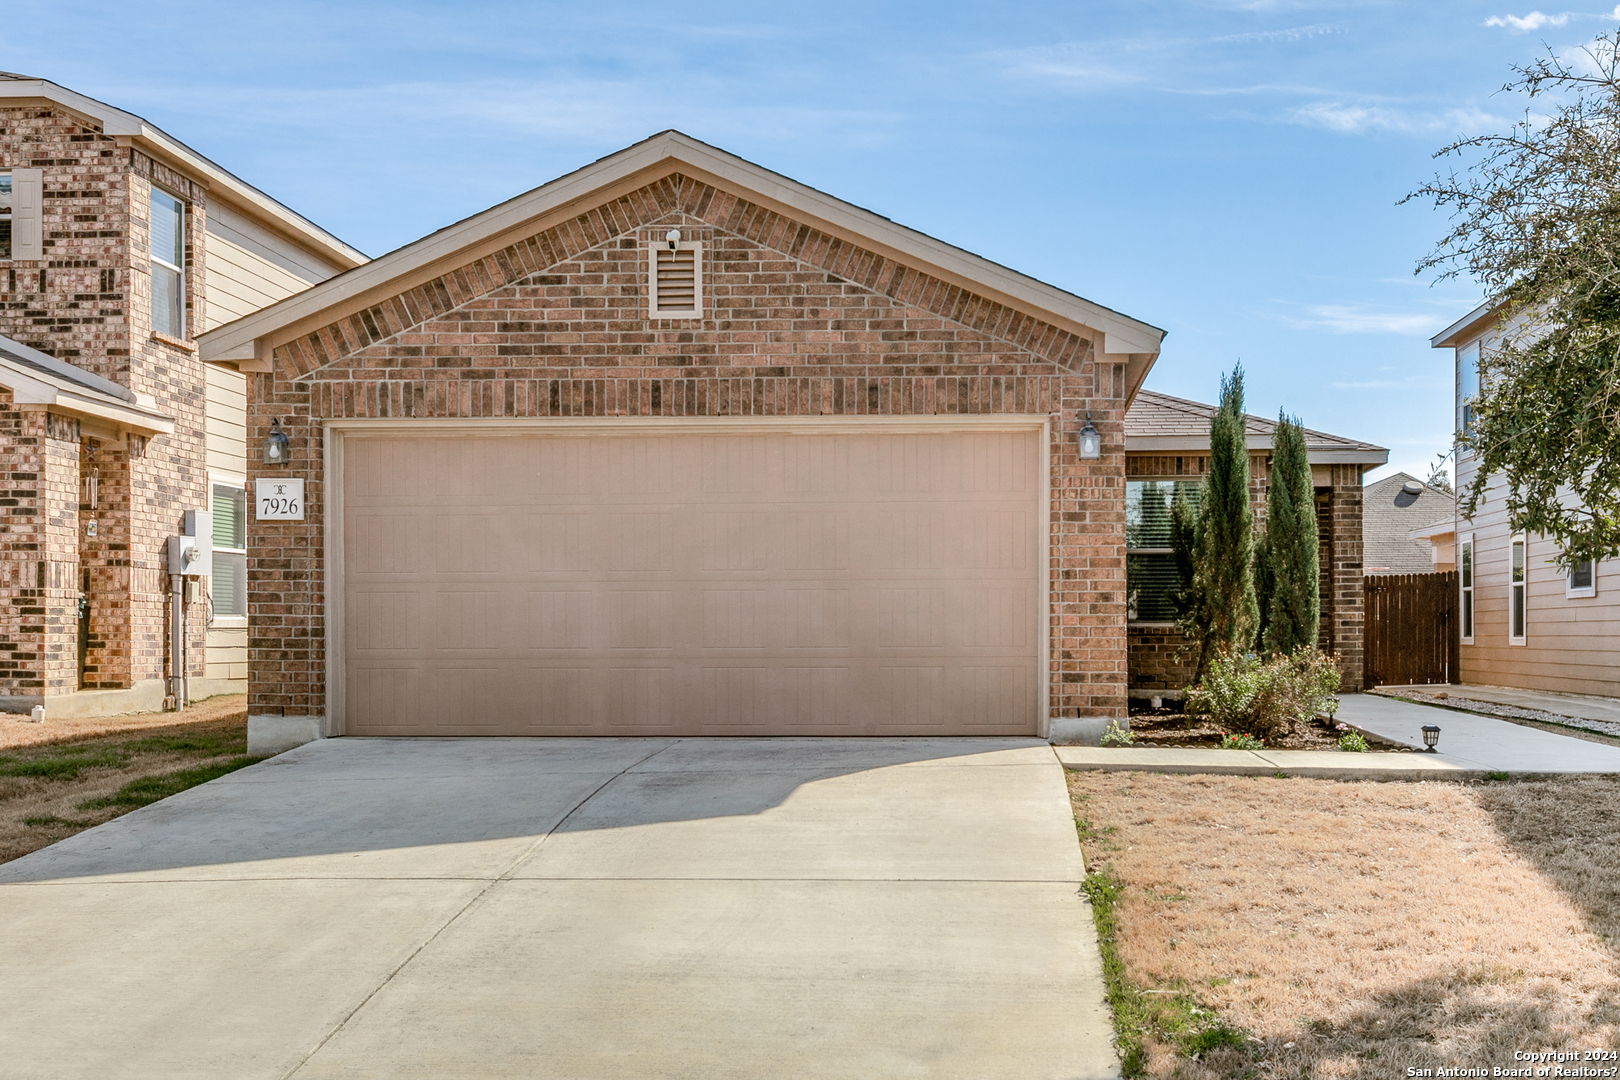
[1336,693,1620,773]
[1376,683,1620,734]
[0,737,1115,1080]
[1058,694,1620,779]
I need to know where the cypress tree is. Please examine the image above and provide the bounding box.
[1191,366,1259,670]
[1260,412,1320,655]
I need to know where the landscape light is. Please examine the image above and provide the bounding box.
[1422,725,1441,752]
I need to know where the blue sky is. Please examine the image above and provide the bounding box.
[6,1,1610,483]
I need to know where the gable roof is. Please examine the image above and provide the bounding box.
[196,131,1166,390]
[1431,299,1499,349]
[1363,471,1455,575]
[0,334,173,436]
[1124,390,1387,465]
[0,72,367,271]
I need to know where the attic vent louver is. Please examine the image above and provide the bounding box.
[650,242,702,318]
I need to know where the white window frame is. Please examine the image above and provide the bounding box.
[149,184,187,340]
[1509,533,1527,646]
[1458,340,1480,444]
[648,240,702,318]
[1459,533,1474,644]
[208,474,248,628]
[1567,557,1597,599]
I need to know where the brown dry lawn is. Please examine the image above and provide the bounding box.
[1069,771,1620,1078]
[0,695,254,865]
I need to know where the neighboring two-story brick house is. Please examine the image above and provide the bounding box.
[0,74,365,716]
[197,131,1167,751]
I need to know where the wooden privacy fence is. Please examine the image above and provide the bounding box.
[1364,571,1460,688]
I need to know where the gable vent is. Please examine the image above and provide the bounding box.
[650,242,702,317]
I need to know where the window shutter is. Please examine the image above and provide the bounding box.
[650,242,701,317]
[12,168,42,261]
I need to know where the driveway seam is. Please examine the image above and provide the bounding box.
[280,739,681,1079]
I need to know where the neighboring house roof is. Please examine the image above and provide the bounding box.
[1123,390,1389,466]
[1363,471,1455,575]
[1431,299,1499,349]
[196,130,1167,391]
[0,72,368,271]
[0,334,173,435]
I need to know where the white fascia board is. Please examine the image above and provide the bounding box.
[0,78,367,271]
[1409,519,1457,542]
[0,365,174,435]
[199,131,1164,366]
[1431,299,1499,348]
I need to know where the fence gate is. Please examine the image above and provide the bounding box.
[1363,571,1459,688]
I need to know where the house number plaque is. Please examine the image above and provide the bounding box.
[255,478,305,520]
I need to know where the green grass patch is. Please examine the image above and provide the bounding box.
[0,747,129,779]
[22,814,98,828]
[116,730,246,756]
[1079,821,1251,1075]
[1486,770,1511,781]
[79,755,266,810]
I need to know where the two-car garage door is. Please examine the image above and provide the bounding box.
[337,424,1044,737]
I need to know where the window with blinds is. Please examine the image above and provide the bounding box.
[151,187,186,338]
[650,242,702,317]
[211,482,247,621]
[1126,479,1203,623]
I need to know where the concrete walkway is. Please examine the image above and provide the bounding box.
[0,738,1114,1080]
[1377,683,1620,731]
[1055,744,1486,779]
[1336,693,1620,773]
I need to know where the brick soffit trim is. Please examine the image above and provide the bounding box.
[272,174,1095,383]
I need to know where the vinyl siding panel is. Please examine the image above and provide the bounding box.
[204,626,248,683]
[202,203,344,331]
[1457,437,1620,697]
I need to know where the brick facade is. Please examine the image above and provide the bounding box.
[0,104,209,703]
[246,174,1132,724]
[1124,453,1366,696]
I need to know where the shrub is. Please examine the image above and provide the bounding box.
[1337,730,1369,753]
[1187,647,1342,741]
[1100,720,1135,747]
[1220,731,1265,750]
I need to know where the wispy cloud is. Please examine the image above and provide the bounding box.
[986,41,1155,87]
[1286,102,1505,134]
[1329,377,1448,389]
[1213,23,1348,44]
[1483,6,1620,31]
[1282,305,1450,335]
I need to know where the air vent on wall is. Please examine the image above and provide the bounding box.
[650,242,701,317]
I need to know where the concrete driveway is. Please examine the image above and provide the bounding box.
[0,738,1114,1079]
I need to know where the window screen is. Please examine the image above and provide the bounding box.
[150,188,184,338]
[211,484,246,618]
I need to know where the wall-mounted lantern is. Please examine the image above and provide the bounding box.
[1078,413,1101,460]
[263,418,290,465]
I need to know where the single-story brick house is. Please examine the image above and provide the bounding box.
[197,131,1172,750]
[1122,391,1387,698]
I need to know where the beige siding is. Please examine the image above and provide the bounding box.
[206,363,247,480]
[1457,412,1620,697]
[204,626,248,684]
[201,202,344,331]
[201,203,346,682]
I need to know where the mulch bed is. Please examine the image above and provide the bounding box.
[1125,705,1413,751]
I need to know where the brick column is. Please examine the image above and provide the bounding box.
[1328,465,1365,691]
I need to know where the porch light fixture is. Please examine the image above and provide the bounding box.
[665,228,681,250]
[263,418,290,465]
[1421,725,1441,752]
[1078,413,1101,460]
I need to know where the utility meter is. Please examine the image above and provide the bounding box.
[168,535,208,576]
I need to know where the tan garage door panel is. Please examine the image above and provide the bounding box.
[341,429,1042,736]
